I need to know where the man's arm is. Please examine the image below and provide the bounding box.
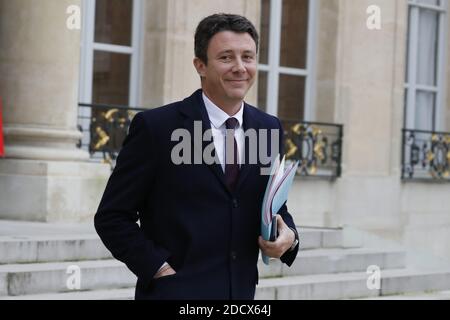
[94,112,170,286]
[276,205,299,266]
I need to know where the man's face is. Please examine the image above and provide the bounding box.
[194,31,257,106]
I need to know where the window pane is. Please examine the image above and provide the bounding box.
[278,75,305,123]
[280,0,309,69]
[257,71,268,112]
[416,8,439,86]
[95,0,133,46]
[259,0,271,65]
[415,91,435,131]
[92,51,130,105]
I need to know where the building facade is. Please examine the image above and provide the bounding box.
[1,0,450,261]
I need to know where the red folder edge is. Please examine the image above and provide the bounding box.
[0,97,4,157]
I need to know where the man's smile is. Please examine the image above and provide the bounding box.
[226,79,249,83]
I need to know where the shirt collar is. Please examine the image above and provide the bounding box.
[202,92,244,129]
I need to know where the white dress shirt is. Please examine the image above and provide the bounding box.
[202,93,245,172]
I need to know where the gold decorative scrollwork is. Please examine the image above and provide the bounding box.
[425,133,450,179]
[104,109,119,122]
[285,138,298,159]
[283,121,340,177]
[93,126,110,150]
[89,107,135,160]
[77,103,147,169]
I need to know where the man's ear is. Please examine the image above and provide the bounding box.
[193,57,206,77]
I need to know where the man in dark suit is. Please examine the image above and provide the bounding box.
[95,13,299,300]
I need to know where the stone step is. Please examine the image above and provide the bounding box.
[0,259,136,296]
[0,220,95,236]
[0,248,405,298]
[0,246,405,297]
[298,227,363,250]
[255,268,450,300]
[0,234,112,264]
[4,268,450,300]
[259,247,406,278]
[0,288,135,300]
[0,227,345,265]
[356,290,450,300]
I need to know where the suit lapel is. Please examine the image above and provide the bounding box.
[179,90,228,192]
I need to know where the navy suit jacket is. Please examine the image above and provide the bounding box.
[95,89,299,300]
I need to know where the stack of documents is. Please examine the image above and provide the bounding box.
[260,154,299,265]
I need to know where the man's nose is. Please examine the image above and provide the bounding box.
[232,58,246,73]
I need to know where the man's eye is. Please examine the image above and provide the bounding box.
[220,56,231,61]
[244,56,254,61]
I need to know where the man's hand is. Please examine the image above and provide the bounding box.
[153,263,176,279]
[258,215,296,258]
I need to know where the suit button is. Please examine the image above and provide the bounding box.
[232,199,239,208]
[231,251,237,260]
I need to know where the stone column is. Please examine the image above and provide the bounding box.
[332,0,408,234]
[0,0,110,222]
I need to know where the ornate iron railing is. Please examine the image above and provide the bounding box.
[402,128,450,181]
[77,103,146,166]
[77,104,344,178]
[282,120,343,179]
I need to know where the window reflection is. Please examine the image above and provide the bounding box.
[280,0,308,69]
[95,0,133,46]
[278,74,305,124]
[259,0,271,65]
[93,51,130,105]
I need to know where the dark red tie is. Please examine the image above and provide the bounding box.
[225,117,239,191]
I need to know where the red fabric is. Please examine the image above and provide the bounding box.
[0,97,4,157]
